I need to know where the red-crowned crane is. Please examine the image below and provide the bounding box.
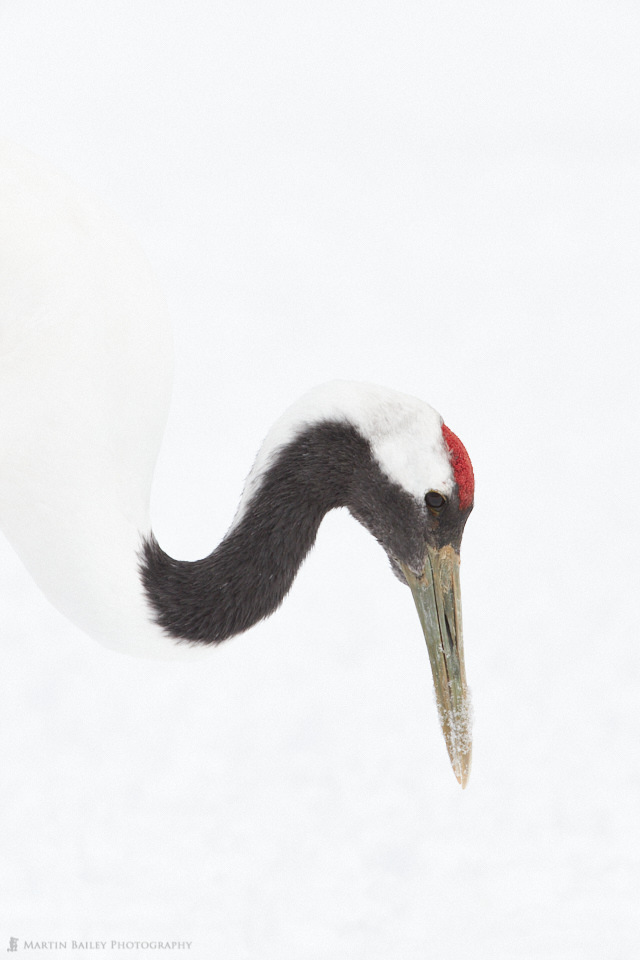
[0,142,474,786]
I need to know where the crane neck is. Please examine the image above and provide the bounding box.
[140,421,374,646]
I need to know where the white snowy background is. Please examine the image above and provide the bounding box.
[0,1,639,957]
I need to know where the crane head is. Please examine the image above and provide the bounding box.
[345,403,474,788]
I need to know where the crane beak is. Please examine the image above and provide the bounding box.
[401,545,472,788]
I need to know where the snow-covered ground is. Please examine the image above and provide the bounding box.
[1,2,638,956]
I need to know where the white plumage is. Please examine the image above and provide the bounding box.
[0,141,178,656]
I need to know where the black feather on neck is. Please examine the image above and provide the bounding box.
[140,421,376,645]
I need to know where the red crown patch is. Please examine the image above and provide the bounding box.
[442,424,474,510]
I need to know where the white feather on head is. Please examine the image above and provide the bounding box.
[232,380,454,530]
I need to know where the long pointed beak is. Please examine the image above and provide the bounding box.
[401,546,472,788]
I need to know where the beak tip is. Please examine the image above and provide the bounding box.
[440,699,473,790]
[452,751,472,789]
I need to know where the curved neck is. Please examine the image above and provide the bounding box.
[141,422,372,645]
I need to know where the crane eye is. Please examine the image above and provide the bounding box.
[425,491,446,510]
